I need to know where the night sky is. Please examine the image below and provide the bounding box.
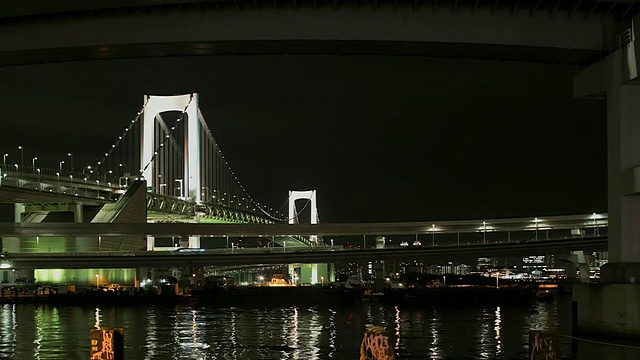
[0,55,607,222]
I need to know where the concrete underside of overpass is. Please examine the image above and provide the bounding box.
[0,0,635,67]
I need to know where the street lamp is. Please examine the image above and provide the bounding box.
[32,157,37,172]
[59,161,65,175]
[14,164,18,189]
[483,221,487,243]
[17,146,23,171]
[432,224,436,246]
[95,274,100,288]
[68,153,73,173]
[2,153,7,168]
[37,169,41,191]
[56,172,60,194]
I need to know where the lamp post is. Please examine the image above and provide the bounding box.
[56,172,60,194]
[534,218,539,240]
[14,164,18,189]
[432,224,436,246]
[483,221,487,243]
[17,146,23,171]
[95,274,100,288]
[37,169,41,191]
[68,153,73,173]
[32,157,37,173]
[2,153,7,168]
[59,161,65,175]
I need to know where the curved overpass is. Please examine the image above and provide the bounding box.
[1,0,637,66]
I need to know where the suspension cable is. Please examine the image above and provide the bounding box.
[93,97,150,178]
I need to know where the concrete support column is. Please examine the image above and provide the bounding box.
[572,18,640,339]
[574,22,640,280]
[73,203,83,223]
[606,84,640,266]
[188,236,200,249]
[14,203,25,222]
[146,236,155,251]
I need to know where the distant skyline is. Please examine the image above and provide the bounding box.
[0,55,606,222]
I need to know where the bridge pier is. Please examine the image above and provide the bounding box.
[573,16,640,339]
[13,203,24,222]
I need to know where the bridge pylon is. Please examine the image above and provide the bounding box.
[141,93,201,204]
[288,190,318,245]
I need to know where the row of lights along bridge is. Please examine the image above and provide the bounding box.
[2,146,280,214]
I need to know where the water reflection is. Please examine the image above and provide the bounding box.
[144,308,157,360]
[393,306,400,350]
[327,309,336,358]
[477,307,492,359]
[0,298,638,359]
[0,304,17,357]
[494,306,502,357]
[429,308,441,359]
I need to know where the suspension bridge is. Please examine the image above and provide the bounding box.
[0,93,323,253]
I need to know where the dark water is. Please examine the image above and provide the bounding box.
[0,296,638,359]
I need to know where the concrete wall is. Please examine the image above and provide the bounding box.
[573,283,640,339]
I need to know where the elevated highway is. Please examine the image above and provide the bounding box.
[3,236,607,268]
[0,213,607,237]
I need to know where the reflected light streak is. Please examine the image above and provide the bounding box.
[394,306,401,350]
[230,307,238,359]
[286,307,300,360]
[34,308,43,359]
[429,309,441,359]
[94,306,101,329]
[144,308,157,360]
[494,306,502,356]
[328,309,337,358]
[478,308,491,359]
[0,304,17,357]
[308,307,321,360]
